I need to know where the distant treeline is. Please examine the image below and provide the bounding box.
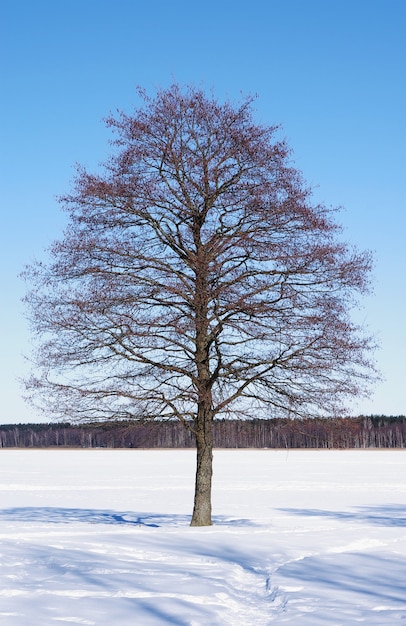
[1,416,406,449]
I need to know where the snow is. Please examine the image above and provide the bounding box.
[0,449,405,625]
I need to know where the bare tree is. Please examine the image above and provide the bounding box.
[23,84,377,525]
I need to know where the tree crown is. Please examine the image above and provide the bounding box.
[23,84,378,423]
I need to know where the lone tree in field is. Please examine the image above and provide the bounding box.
[23,84,376,525]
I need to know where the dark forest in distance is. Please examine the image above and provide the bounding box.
[1,416,405,449]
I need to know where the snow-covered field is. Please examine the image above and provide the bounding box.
[0,449,405,625]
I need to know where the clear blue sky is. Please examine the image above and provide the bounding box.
[1,0,405,423]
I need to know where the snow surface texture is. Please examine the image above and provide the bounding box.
[0,449,405,625]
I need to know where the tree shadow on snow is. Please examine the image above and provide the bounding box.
[277,504,406,527]
[0,506,257,527]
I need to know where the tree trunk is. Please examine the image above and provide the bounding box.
[190,404,213,526]
[190,224,214,526]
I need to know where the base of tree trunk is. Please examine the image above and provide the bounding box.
[190,425,213,526]
[190,515,213,527]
